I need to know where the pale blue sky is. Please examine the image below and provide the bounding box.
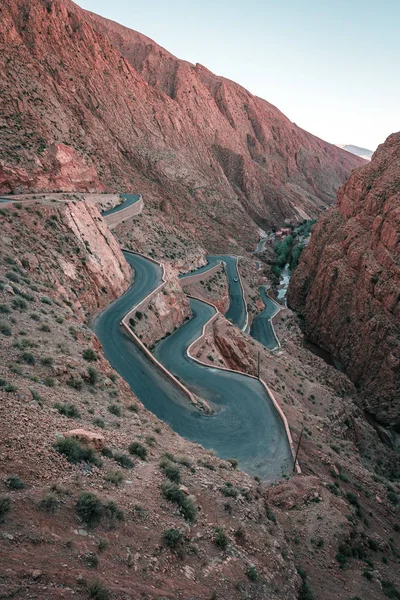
[77,0,399,150]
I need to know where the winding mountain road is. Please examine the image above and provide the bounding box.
[93,251,292,480]
[101,193,141,217]
[250,287,281,350]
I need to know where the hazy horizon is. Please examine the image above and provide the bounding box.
[76,0,399,151]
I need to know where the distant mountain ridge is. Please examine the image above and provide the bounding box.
[0,0,364,250]
[337,144,373,160]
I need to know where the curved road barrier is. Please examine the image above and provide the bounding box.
[102,194,143,229]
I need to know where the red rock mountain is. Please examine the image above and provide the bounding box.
[0,0,363,249]
[288,133,400,431]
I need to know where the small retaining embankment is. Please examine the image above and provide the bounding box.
[185,294,301,474]
[120,250,212,414]
[103,195,144,229]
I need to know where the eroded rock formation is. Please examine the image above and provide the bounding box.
[288,133,400,429]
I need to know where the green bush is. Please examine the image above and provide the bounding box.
[38,493,60,513]
[87,580,111,600]
[265,504,277,524]
[220,482,239,498]
[12,298,27,311]
[83,348,98,362]
[66,377,83,391]
[128,442,147,460]
[0,322,12,337]
[54,437,102,467]
[214,527,229,550]
[101,446,114,458]
[112,452,133,469]
[382,580,400,599]
[108,404,122,417]
[40,356,54,367]
[39,323,51,332]
[76,492,103,527]
[93,418,105,429]
[54,403,80,419]
[127,403,138,412]
[163,528,183,549]
[246,565,259,581]
[87,366,98,385]
[227,457,238,469]
[0,496,11,522]
[5,475,25,490]
[105,470,124,486]
[297,567,314,600]
[161,481,197,522]
[160,458,180,483]
[103,500,124,524]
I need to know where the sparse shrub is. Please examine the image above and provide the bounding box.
[246,565,259,581]
[93,418,105,429]
[97,539,109,553]
[76,492,103,527]
[5,384,16,393]
[0,497,12,522]
[103,500,124,524]
[40,356,54,367]
[101,446,114,458]
[214,527,229,550]
[382,580,400,599]
[345,492,362,516]
[0,304,10,314]
[87,366,98,385]
[128,442,147,460]
[44,376,55,387]
[38,492,60,513]
[387,491,399,505]
[83,552,99,569]
[19,351,35,365]
[5,475,25,490]
[265,504,277,524]
[113,452,133,469]
[161,481,197,522]
[12,298,27,311]
[160,458,180,483]
[55,437,102,467]
[41,296,52,305]
[105,470,124,486]
[54,402,80,419]
[0,322,12,337]
[108,404,122,417]
[220,482,239,498]
[87,579,111,600]
[127,403,138,412]
[227,458,238,469]
[67,377,83,390]
[297,567,314,600]
[163,528,183,549]
[83,348,97,362]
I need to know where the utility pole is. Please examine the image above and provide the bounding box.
[257,351,261,380]
[293,428,304,473]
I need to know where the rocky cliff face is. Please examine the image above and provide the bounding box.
[0,196,130,316]
[288,133,400,430]
[0,0,363,250]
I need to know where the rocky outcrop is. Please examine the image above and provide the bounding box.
[0,197,130,316]
[0,0,363,251]
[288,133,400,429]
[0,144,106,193]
